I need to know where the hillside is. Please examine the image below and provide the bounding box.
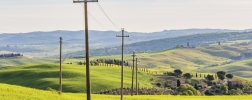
[198,58,252,78]
[0,29,250,58]
[64,45,252,78]
[0,57,59,68]
[0,64,152,93]
[67,31,252,57]
[0,29,246,46]
[0,83,251,100]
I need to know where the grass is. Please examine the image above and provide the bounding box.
[0,64,152,93]
[197,58,252,78]
[2,44,252,79]
[0,57,59,68]
[65,45,247,73]
[1,83,252,100]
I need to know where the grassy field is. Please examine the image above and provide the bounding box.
[65,45,248,74]
[1,45,252,79]
[210,39,252,46]
[0,64,152,93]
[0,57,59,68]
[198,58,252,78]
[1,83,252,100]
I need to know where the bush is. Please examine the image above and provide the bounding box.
[177,84,201,96]
[229,88,242,95]
[205,90,215,95]
[46,87,57,93]
[156,83,161,87]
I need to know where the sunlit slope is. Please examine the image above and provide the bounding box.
[0,64,152,93]
[1,83,251,100]
[0,83,84,100]
[197,58,252,78]
[65,45,247,72]
[0,58,59,68]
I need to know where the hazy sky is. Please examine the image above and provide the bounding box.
[0,0,252,33]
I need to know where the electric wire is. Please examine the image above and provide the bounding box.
[96,2,120,30]
[80,3,107,30]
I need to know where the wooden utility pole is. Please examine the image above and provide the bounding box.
[59,37,63,94]
[135,58,140,95]
[116,28,129,100]
[73,0,98,100]
[131,51,137,96]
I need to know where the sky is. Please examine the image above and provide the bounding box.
[0,0,252,33]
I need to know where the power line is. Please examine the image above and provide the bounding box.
[96,2,120,30]
[80,3,107,30]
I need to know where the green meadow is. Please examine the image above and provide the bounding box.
[0,58,59,68]
[0,64,152,93]
[65,45,250,76]
[1,83,251,100]
[198,58,252,78]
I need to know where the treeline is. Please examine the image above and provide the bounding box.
[66,31,252,57]
[74,59,129,66]
[0,53,23,58]
[66,59,152,73]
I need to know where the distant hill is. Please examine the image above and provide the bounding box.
[0,29,251,57]
[0,29,250,47]
[68,44,252,78]
[67,31,252,57]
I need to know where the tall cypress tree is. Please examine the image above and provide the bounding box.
[177,80,181,87]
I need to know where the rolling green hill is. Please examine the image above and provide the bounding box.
[66,31,252,57]
[198,58,252,78]
[0,64,152,93]
[0,58,59,68]
[1,83,251,100]
[68,45,245,70]
[65,44,252,78]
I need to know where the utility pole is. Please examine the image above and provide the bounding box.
[116,28,129,100]
[135,58,140,95]
[73,0,98,100]
[131,51,137,96]
[59,37,63,94]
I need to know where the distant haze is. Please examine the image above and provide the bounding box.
[0,0,252,33]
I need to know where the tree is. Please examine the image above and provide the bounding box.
[177,80,181,87]
[205,75,214,81]
[183,73,192,79]
[156,83,161,87]
[218,74,225,81]
[229,88,242,95]
[177,84,201,96]
[217,71,226,76]
[194,83,199,90]
[174,69,183,77]
[217,71,226,81]
[220,84,228,94]
[226,74,233,80]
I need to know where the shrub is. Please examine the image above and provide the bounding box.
[177,84,201,96]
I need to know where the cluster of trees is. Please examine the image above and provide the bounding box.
[204,71,252,95]
[96,85,201,96]
[96,87,174,95]
[0,53,23,58]
[76,59,129,66]
[75,59,152,73]
[162,69,252,95]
